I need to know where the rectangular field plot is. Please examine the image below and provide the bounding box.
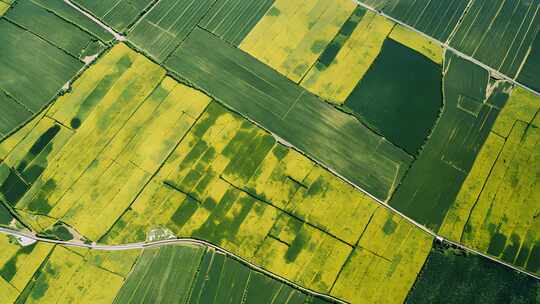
[5,1,101,58]
[114,244,332,303]
[0,19,82,119]
[344,37,443,155]
[0,92,32,138]
[390,53,506,231]
[450,0,540,77]
[165,27,412,201]
[406,242,540,303]
[440,87,540,275]
[19,246,124,304]
[239,0,356,82]
[199,0,275,46]
[98,100,430,298]
[358,0,469,41]
[128,0,216,62]
[114,244,204,304]
[330,208,433,304]
[30,0,114,43]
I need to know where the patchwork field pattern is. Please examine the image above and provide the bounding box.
[301,8,394,104]
[115,244,333,303]
[0,0,116,140]
[239,0,356,83]
[0,42,432,303]
[0,1,539,303]
[390,53,507,232]
[357,0,470,41]
[165,27,412,202]
[0,18,82,138]
[440,87,540,274]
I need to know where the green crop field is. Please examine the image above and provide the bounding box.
[344,38,442,155]
[449,0,540,77]
[389,53,507,231]
[71,0,153,33]
[5,1,102,58]
[115,243,333,303]
[358,0,470,41]
[0,0,538,303]
[406,242,540,303]
[165,27,412,201]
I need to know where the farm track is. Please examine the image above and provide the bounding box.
[352,0,540,98]
[63,0,126,41]
[0,227,347,304]
[44,0,540,285]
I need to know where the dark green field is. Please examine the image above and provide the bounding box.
[406,242,540,303]
[128,0,216,62]
[358,0,469,41]
[345,38,442,155]
[517,33,540,92]
[0,18,82,135]
[6,1,99,58]
[390,53,507,231]
[165,27,413,201]
[30,0,114,42]
[449,0,540,77]
[200,0,274,46]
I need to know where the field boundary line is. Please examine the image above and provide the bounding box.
[43,0,540,283]
[351,0,540,98]
[0,227,348,304]
[63,0,126,41]
[320,147,540,281]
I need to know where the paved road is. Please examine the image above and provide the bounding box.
[0,227,346,304]
[353,0,540,97]
[54,0,540,284]
[63,0,126,41]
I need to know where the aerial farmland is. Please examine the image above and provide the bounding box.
[0,0,538,303]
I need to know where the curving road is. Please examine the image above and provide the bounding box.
[46,0,540,286]
[0,227,347,304]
